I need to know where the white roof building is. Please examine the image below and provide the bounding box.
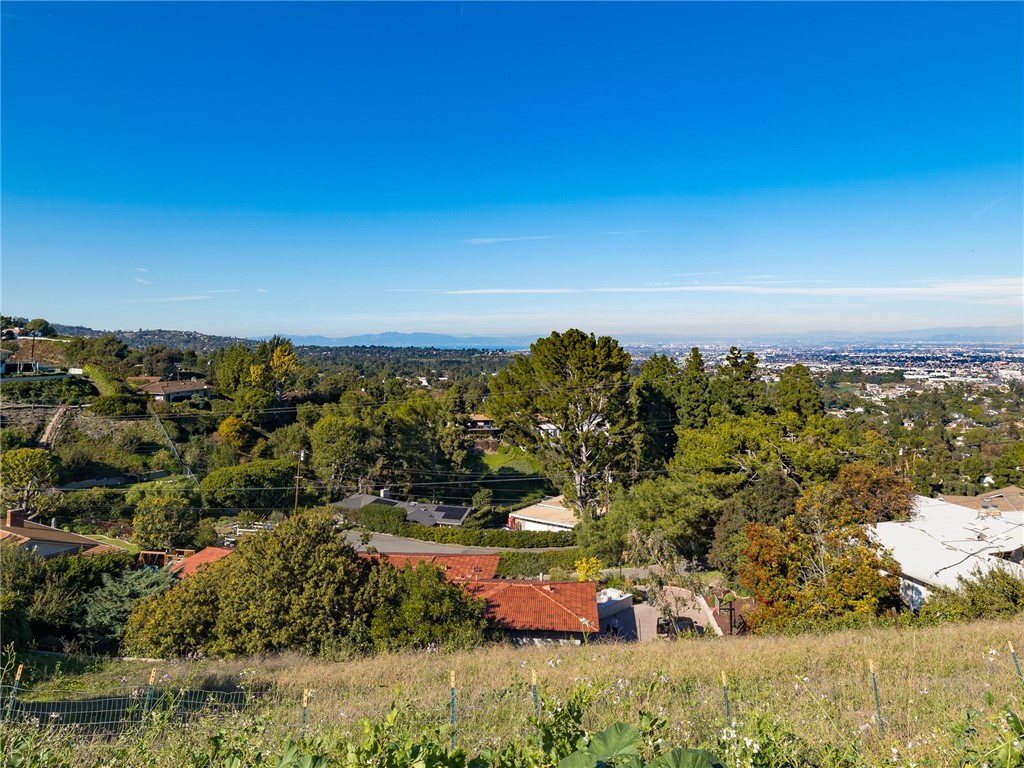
[507,495,578,532]
[874,496,1024,610]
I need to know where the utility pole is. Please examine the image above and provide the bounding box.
[293,449,306,515]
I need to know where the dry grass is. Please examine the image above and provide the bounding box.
[98,616,1019,762]
[16,617,1022,763]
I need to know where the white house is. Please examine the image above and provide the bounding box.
[873,496,1024,610]
[507,495,577,532]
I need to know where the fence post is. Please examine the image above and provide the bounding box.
[1011,641,1024,693]
[4,664,23,721]
[721,671,731,722]
[142,667,157,719]
[301,689,309,740]
[450,670,457,750]
[531,669,541,746]
[869,660,884,736]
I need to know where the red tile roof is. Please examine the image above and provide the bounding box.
[361,553,500,582]
[465,580,599,634]
[170,547,233,577]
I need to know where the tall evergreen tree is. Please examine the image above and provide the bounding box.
[677,347,710,431]
[631,355,683,471]
[776,364,825,424]
[710,346,770,417]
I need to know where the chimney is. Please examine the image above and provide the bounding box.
[6,509,27,527]
[52,517,58,529]
[380,488,391,499]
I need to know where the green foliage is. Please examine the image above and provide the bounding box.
[710,347,770,418]
[124,559,227,658]
[739,482,903,632]
[80,567,177,651]
[632,355,684,472]
[361,563,487,652]
[354,502,407,534]
[132,495,198,550]
[0,427,31,450]
[0,447,60,514]
[89,393,146,417]
[488,329,632,518]
[199,459,296,512]
[775,364,824,424]
[495,548,584,578]
[677,347,710,431]
[310,413,379,497]
[916,564,1024,623]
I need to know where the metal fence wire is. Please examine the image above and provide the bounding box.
[1,683,250,736]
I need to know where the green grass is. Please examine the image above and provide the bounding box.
[85,534,140,553]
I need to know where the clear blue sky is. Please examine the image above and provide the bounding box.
[2,1,1021,339]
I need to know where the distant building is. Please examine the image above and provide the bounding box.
[360,553,500,582]
[507,496,577,532]
[335,490,472,527]
[135,378,212,402]
[169,546,234,578]
[0,509,121,559]
[941,486,1024,514]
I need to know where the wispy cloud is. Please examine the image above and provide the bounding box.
[204,289,240,294]
[972,195,1009,220]
[256,288,269,294]
[460,235,561,245]
[445,288,580,295]
[590,277,1022,302]
[126,295,213,304]
[135,278,151,285]
[136,268,148,272]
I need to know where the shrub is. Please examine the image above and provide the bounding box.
[496,549,585,578]
[89,394,146,417]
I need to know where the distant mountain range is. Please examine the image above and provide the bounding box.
[47,323,1024,351]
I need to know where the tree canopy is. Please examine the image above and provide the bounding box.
[488,329,632,518]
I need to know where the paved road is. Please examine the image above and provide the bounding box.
[342,531,506,555]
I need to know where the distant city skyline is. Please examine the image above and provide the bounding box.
[2,2,1021,339]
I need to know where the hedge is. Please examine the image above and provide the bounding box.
[495,548,585,578]
[352,503,574,549]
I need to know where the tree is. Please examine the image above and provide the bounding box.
[832,462,914,523]
[631,355,683,472]
[488,330,632,519]
[776,364,824,424]
[132,495,198,550]
[739,482,902,632]
[25,318,56,337]
[710,347,770,418]
[0,447,60,515]
[123,558,228,657]
[677,347,710,431]
[199,459,296,512]
[310,414,379,497]
[359,562,487,653]
[81,568,177,652]
[212,509,370,655]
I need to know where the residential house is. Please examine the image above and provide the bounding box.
[335,490,472,527]
[0,509,121,558]
[360,553,500,582]
[507,495,577,532]
[136,378,212,403]
[169,546,234,578]
[465,579,599,645]
[873,496,1024,610]
[941,486,1024,514]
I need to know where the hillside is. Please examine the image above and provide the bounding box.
[13,617,1023,766]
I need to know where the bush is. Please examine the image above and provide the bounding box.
[496,549,585,578]
[89,394,146,417]
[916,564,1024,624]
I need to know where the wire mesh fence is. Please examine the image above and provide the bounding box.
[1,682,251,736]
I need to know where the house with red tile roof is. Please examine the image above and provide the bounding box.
[361,553,500,582]
[169,546,234,578]
[465,579,599,644]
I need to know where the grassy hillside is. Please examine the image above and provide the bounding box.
[11,617,1023,766]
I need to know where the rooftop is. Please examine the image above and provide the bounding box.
[465,579,599,634]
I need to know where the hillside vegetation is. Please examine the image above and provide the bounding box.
[5,618,1022,766]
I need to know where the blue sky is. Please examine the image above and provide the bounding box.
[2,1,1021,339]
